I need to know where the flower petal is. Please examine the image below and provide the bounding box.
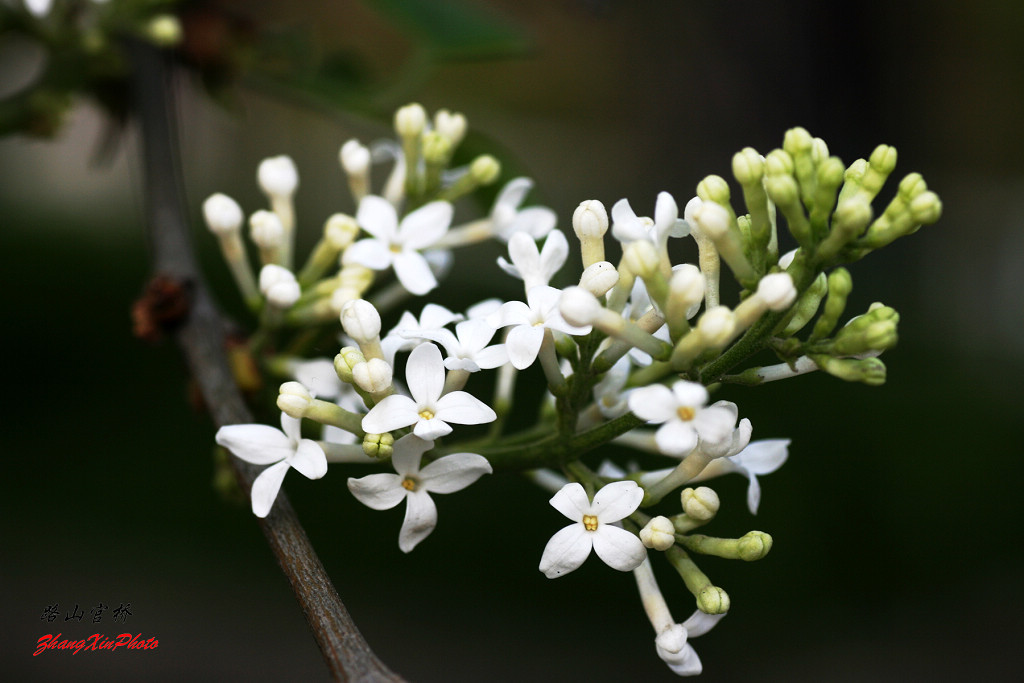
[250,461,291,518]
[434,390,497,426]
[390,434,432,477]
[672,380,709,407]
[591,480,644,523]
[420,452,492,493]
[356,195,398,240]
[412,418,453,440]
[539,524,593,578]
[344,238,394,270]
[733,438,790,474]
[655,420,698,456]
[592,524,647,571]
[289,439,328,480]
[347,472,406,510]
[548,482,591,521]
[398,490,438,552]
[627,384,677,423]
[485,300,532,328]
[399,201,453,251]
[215,424,293,465]
[511,206,557,239]
[361,394,420,434]
[505,324,544,369]
[393,250,438,295]
[681,609,726,638]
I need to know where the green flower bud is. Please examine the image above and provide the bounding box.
[898,172,928,200]
[470,155,501,185]
[362,432,394,459]
[737,531,773,561]
[422,131,451,165]
[812,355,887,385]
[277,381,313,418]
[696,175,731,205]
[395,103,427,138]
[765,149,795,176]
[783,127,813,158]
[334,347,367,383]
[697,586,730,615]
[732,147,765,186]
[639,516,677,551]
[910,191,943,224]
[808,268,852,341]
[324,213,359,251]
[681,486,720,521]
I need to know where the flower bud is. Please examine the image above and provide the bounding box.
[622,240,660,279]
[764,149,794,176]
[783,126,813,157]
[579,261,619,297]
[352,358,393,394]
[259,264,300,307]
[257,155,298,198]
[250,210,285,249]
[334,347,367,383]
[470,155,501,185]
[732,147,764,186]
[323,213,359,250]
[696,175,730,205]
[395,103,426,138]
[869,144,898,176]
[202,193,243,235]
[690,201,730,239]
[681,486,720,521]
[422,131,451,164]
[697,306,735,347]
[362,431,395,459]
[910,191,942,224]
[434,109,467,146]
[339,139,370,176]
[697,586,730,615]
[737,531,773,561]
[277,381,313,418]
[559,286,605,327]
[756,272,797,311]
[145,15,183,47]
[655,625,688,655]
[640,516,677,551]
[340,299,382,343]
[667,265,704,316]
[573,200,609,239]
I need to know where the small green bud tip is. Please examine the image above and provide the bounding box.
[869,144,898,174]
[764,175,799,205]
[146,15,183,47]
[783,127,813,156]
[828,268,853,297]
[818,157,846,187]
[737,531,773,561]
[732,148,764,185]
[910,191,943,224]
[697,175,731,204]
[898,173,928,200]
[844,158,868,183]
[765,149,795,176]
[697,586,730,615]
[422,131,451,164]
[334,347,367,382]
[362,432,394,459]
[471,155,501,185]
[811,137,830,163]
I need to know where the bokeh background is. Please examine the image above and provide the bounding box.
[3,0,1022,680]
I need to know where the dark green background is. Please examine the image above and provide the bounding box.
[3,1,1022,680]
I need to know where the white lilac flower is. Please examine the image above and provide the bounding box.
[346,195,453,295]
[655,611,725,676]
[497,229,569,293]
[690,439,790,514]
[486,285,592,370]
[381,303,463,365]
[627,381,737,456]
[414,319,508,372]
[347,435,492,552]
[361,343,496,440]
[215,412,328,518]
[490,177,557,242]
[593,356,633,419]
[610,192,687,247]
[539,480,646,578]
[24,0,52,17]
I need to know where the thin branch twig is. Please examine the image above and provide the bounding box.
[128,38,404,683]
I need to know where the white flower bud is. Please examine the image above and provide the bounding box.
[639,516,676,551]
[622,240,660,278]
[395,103,426,137]
[202,193,244,235]
[249,210,285,249]
[257,155,298,198]
[352,358,393,394]
[756,272,797,311]
[559,286,605,327]
[259,264,300,307]
[683,196,703,225]
[691,201,730,239]
[330,287,361,315]
[323,213,359,250]
[579,261,619,297]
[681,486,720,520]
[277,381,313,418]
[434,109,467,146]
[573,200,609,239]
[339,139,370,176]
[697,306,735,346]
[668,264,704,313]
[340,299,382,343]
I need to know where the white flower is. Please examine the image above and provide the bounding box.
[497,229,569,292]
[381,303,463,365]
[490,177,557,242]
[610,192,688,247]
[24,0,52,18]
[655,611,725,676]
[593,356,633,419]
[414,319,508,372]
[486,286,592,370]
[627,381,737,456]
[539,480,647,578]
[690,439,790,514]
[346,195,453,295]
[347,435,492,552]
[215,413,328,518]
[361,343,496,440]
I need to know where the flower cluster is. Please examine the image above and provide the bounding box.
[209,105,941,676]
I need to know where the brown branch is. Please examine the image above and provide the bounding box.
[127,38,403,682]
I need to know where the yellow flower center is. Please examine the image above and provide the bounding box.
[582,514,599,531]
[418,409,435,420]
[390,244,403,253]
[401,477,418,491]
[676,406,696,422]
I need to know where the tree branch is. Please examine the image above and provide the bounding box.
[127,38,403,682]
